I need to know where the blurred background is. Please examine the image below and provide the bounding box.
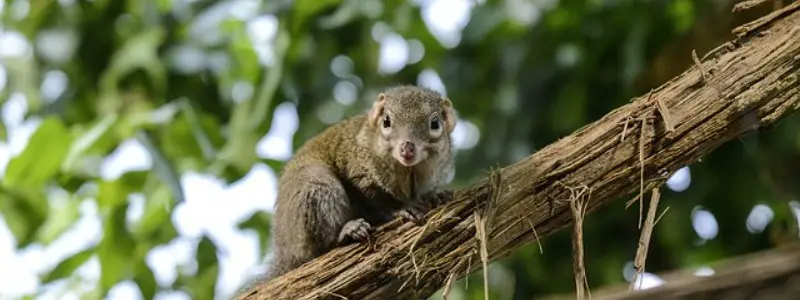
[1,0,800,299]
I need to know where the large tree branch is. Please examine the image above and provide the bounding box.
[240,2,800,299]
[547,246,800,300]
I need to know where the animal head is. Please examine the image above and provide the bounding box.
[366,85,457,167]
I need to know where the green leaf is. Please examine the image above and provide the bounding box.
[156,0,173,13]
[159,111,211,164]
[0,203,31,247]
[248,27,290,132]
[15,0,58,41]
[213,26,291,176]
[0,49,41,114]
[131,184,177,245]
[97,180,130,212]
[97,28,167,115]
[146,216,179,247]
[225,21,261,83]
[0,188,48,248]
[42,248,95,283]
[4,117,73,189]
[318,0,366,29]
[122,102,181,134]
[178,99,217,161]
[196,236,219,271]
[96,170,148,212]
[0,117,6,141]
[57,174,91,194]
[62,114,119,173]
[668,0,695,33]
[291,0,342,33]
[35,194,81,245]
[134,263,157,300]
[135,131,185,203]
[182,236,219,300]
[97,204,136,297]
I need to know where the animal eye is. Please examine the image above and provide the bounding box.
[430,117,440,130]
[382,115,391,128]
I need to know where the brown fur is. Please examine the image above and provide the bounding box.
[264,85,457,281]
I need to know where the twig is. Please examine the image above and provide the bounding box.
[473,169,501,299]
[620,117,632,142]
[442,272,455,300]
[733,0,771,12]
[656,97,676,133]
[526,218,544,254]
[474,212,490,300]
[691,49,724,96]
[465,254,473,289]
[406,220,432,285]
[569,184,591,300]
[654,206,671,226]
[630,187,663,291]
[692,49,711,83]
[320,291,349,300]
[637,117,648,229]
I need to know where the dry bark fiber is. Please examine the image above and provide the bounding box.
[239,2,800,299]
[553,245,800,300]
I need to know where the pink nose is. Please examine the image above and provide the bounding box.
[399,142,415,160]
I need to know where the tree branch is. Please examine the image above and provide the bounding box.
[549,246,800,300]
[239,2,800,299]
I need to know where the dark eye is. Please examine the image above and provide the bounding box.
[430,117,440,130]
[382,115,391,128]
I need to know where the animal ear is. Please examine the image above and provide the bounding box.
[441,97,457,133]
[368,93,386,127]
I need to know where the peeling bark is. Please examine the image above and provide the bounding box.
[238,2,800,299]
[551,246,800,300]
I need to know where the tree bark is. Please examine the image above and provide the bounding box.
[547,246,800,300]
[239,2,800,299]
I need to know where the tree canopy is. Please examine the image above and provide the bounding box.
[1,0,799,299]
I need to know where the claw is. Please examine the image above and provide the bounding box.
[338,218,372,244]
[395,205,427,225]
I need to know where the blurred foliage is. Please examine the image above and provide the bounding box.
[2,0,800,299]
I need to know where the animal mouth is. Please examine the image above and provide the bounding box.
[398,156,417,167]
[395,153,419,167]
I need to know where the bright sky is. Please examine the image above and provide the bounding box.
[1,0,780,299]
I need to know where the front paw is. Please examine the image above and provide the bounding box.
[338,218,372,244]
[423,189,454,207]
[394,203,428,225]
